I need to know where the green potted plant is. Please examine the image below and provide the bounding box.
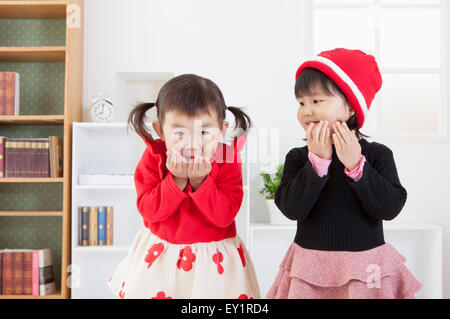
[259,164,295,225]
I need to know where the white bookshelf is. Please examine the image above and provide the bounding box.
[249,222,443,299]
[70,122,251,299]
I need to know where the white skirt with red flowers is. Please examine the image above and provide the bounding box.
[107,226,261,299]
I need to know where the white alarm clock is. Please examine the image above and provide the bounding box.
[89,93,114,122]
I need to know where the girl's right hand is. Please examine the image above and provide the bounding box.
[306,120,332,160]
[166,149,189,181]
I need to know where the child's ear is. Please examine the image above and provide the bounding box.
[222,121,229,135]
[152,121,165,141]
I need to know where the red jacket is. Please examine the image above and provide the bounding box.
[134,137,245,244]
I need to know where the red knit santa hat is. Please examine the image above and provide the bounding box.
[295,48,382,129]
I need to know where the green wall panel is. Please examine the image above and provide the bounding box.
[0,183,62,211]
[0,62,65,115]
[0,19,66,47]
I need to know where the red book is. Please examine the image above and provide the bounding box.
[0,251,3,294]
[23,139,32,178]
[5,72,20,116]
[35,139,47,178]
[23,252,33,295]
[32,250,39,296]
[2,252,13,295]
[11,138,19,178]
[0,72,5,115]
[16,139,25,178]
[43,139,50,177]
[0,136,5,178]
[4,138,15,178]
[30,139,38,178]
[12,252,24,295]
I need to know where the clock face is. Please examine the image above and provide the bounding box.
[90,100,113,122]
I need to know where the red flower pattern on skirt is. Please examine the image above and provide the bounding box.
[212,248,224,275]
[177,246,196,271]
[119,282,125,299]
[237,243,246,267]
[152,291,172,299]
[145,243,164,269]
[238,294,253,299]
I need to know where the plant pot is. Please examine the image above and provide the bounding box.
[266,199,296,225]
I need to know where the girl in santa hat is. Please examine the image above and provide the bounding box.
[267,48,422,299]
[107,74,260,299]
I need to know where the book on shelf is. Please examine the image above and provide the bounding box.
[106,206,114,246]
[0,249,2,294]
[78,206,114,247]
[0,136,63,178]
[37,249,56,296]
[0,249,55,296]
[98,206,106,246]
[49,136,63,178]
[0,136,5,178]
[89,206,98,246]
[0,72,20,116]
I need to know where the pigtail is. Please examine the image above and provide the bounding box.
[127,102,157,144]
[226,106,252,138]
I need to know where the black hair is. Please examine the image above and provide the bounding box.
[127,74,252,143]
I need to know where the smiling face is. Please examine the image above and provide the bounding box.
[153,108,229,162]
[295,68,355,140]
[296,87,355,135]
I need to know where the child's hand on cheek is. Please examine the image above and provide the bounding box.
[166,150,189,190]
[332,122,362,171]
[188,155,212,191]
[306,120,332,160]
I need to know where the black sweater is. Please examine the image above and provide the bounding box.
[275,138,407,252]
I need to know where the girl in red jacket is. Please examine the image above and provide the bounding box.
[107,74,260,299]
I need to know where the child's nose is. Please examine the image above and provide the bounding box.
[303,104,314,116]
[185,137,202,150]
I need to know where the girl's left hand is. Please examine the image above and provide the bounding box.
[332,122,362,171]
[188,155,212,187]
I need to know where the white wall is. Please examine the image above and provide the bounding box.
[82,0,449,298]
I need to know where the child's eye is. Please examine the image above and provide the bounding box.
[299,102,305,106]
[175,131,185,136]
[313,100,322,104]
[201,130,209,136]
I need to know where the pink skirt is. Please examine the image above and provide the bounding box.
[266,242,422,299]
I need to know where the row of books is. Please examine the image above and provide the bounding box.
[0,249,56,296]
[0,136,63,178]
[78,206,114,246]
[0,72,20,116]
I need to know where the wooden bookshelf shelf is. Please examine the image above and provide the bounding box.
[0,0,83,299]
[0,1,67,19]
[0,290,62,299]
[0,178,64,183]
[0,211,63,217]
[0,47,66,62]
[0,115,65,125]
